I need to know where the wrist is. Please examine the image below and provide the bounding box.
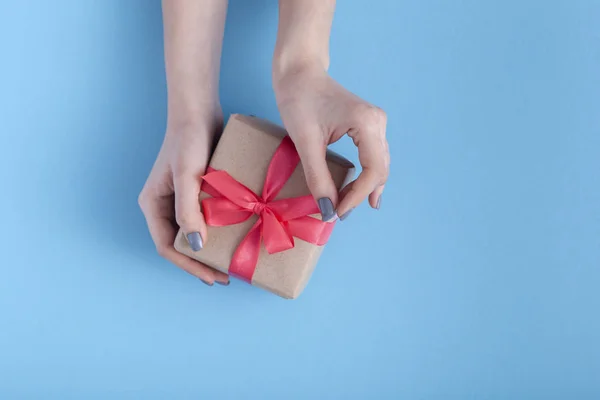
[272,53,328,93]
[273,0,334,85]
[167,87,219,115]
[166,100,222,134]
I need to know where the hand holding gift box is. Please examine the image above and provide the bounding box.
[175,115,355,298]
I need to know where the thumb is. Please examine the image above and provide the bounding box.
[174,173,208,252]
[293,132,339,222]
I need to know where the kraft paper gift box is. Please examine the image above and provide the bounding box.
[174,114,355,299]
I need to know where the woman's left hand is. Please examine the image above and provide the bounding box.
[274,66,390,222]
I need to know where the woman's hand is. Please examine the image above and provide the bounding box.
[138,109,229,286]
[274,66,389,221]
[273,0,389,221]
[140,0,228,285]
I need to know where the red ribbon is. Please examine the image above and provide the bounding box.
[200,136,334,283]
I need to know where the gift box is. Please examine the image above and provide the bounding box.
[174,114,355,299]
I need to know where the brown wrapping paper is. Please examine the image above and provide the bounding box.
[174,114,355,298]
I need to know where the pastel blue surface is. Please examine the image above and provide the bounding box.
[1,0,598,398]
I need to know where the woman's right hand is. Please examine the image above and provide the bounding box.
[138,107,230,286]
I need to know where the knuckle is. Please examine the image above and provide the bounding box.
[303,165,320,186]
[302,164,333,195]
[176,207,202,229]
[372,166,389,185]
[138,190,149,211]
[171,160,197,181]
[380,170,389,184]
[304,174,324,196]
[355,104,387,129]
[175,211,192,228]
[172,164,188,181]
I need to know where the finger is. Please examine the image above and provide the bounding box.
[369,184,384,210]
[166,246,230,286]
[174,173,208,252]
[140,194,229,285]
[337,133,389,216]
[293,130,339,222]
[339,180,383,209]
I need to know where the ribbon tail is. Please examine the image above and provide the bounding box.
[268,195,320,221]
[262,211,294,254]
[229,219,263,283]
[287,217,334,246]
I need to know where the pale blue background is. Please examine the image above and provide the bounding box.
[0,0,598,398]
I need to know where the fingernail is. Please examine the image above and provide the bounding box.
[339,208,354,221]
[186,232,203,251]
[376,195,382,210]
[216,280,230,286]
[200,279,213,286]
[317,198,336,222]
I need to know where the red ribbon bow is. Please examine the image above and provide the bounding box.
[201,136,334,282]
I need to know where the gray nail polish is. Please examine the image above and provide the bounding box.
[186,232,203,251]
[339,208,354,221]
[376,195,382,210]
[216,280,230,286]
[200,279,213,286]
[317,198,336,222]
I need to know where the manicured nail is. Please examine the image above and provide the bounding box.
[186,232,203,251]
[216,280,230,286]
[339,208,354,221]
[376,195,382,210]
[317,197,336,222]
[200,279,213,286]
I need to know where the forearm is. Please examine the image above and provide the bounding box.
[273,0,335,82]
[162,0,227,124]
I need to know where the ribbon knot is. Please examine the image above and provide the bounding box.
[199,136,335,283]
[251,201,267,216]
